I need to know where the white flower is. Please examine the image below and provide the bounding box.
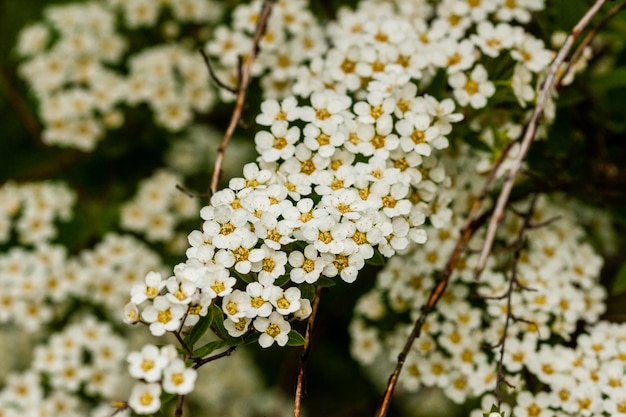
[214,229,264,274]
[396,112,441,156]
[164,276,197,305]
[127,344,170,383]
[245,281,273,317]
[471,21,516,57]
[162,358,197,395]
[269,286,301,315]
[124,302,140,324]
[511,63,535,107]
[251,244,288,285]
[301,215,348,254]
[299,90,352,131]
[302,122,346,158]
[16,23,50,57]
[294,298,313,320]
[128,382,161,415]
[511,35,553,73]
[322,251,365,283]
[222,289,251,320]
[253,311,291,348]
[256,96,300,126]
[255,122,300,163]
[448,65,495,109]
[228,162,274,191]
[141,296,186,336]
[224,316,252,337]
[203,267,237,298]
[436,39,476,74]
[289,245,327,284]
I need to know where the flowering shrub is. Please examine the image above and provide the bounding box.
[2,0,626,416]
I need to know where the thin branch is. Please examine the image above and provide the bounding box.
[0,67,41,141]
[176,184,209,199]
[557,0,626,89]
[473,0,611,280]
[294,287,324,417]
[107,401,129,417]
[192,346,237,369]
[199,48,238,94]
[493,194,538,407]
[208,0,277,199]
[174,394,186,417]
[374,207,493,417]
[374,4,614,414]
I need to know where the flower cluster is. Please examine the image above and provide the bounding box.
[126,85,464,347]
[126,344,198,414]
[204,0,325,100]
[507,321,626,416]
[0,316,129,417]
[15,0,222,150]
[120,170,199,244]
[350,146,608,411]
[124,0,567,410]
[77,234,166,315]
[0,181,75,245]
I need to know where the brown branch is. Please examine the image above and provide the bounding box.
[557,0,626,89]
[293,287,324,417]
[199,48,238,94]
[0,67,41,141]
[374,206,493,417]
[107,401,129,417]
[176,184,209,199]
[473,0,611,280]
[208,0,277,199]
[192,346,237,369]
[493,194,538,407]
[374,4,614,414]
[174,394,186,417]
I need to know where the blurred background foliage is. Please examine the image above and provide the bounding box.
[1,1,626,416]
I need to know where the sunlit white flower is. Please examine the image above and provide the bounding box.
[253,311,291,348]
[162,358,197,395]
[128,382,161,415]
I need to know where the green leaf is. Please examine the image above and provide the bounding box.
[316,277,336,288]
[286,330,306,346]
[209,304,230,340]
[243,332,261,346]
[274,273,290,287]
[232,268,253,284]
[611,261,626,295]
[160,392,177,406]
[300,283,316,300]
[192,339,227,358]
[366,249,386,266]
[184,306,218,349]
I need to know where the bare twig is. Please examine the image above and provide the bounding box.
[374,207,493,417]
[199,49,238,94]
[208,0,277,199]
[107,401,129,417]
[176,184,209,199]
[473,0,611,280]
[375,3,615,415]
[175,394,186,417]
[192,346,237,369]
[294,287,324,417]
[493,194,538,407]
[0,67,41,141]
[557,0,626,89]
